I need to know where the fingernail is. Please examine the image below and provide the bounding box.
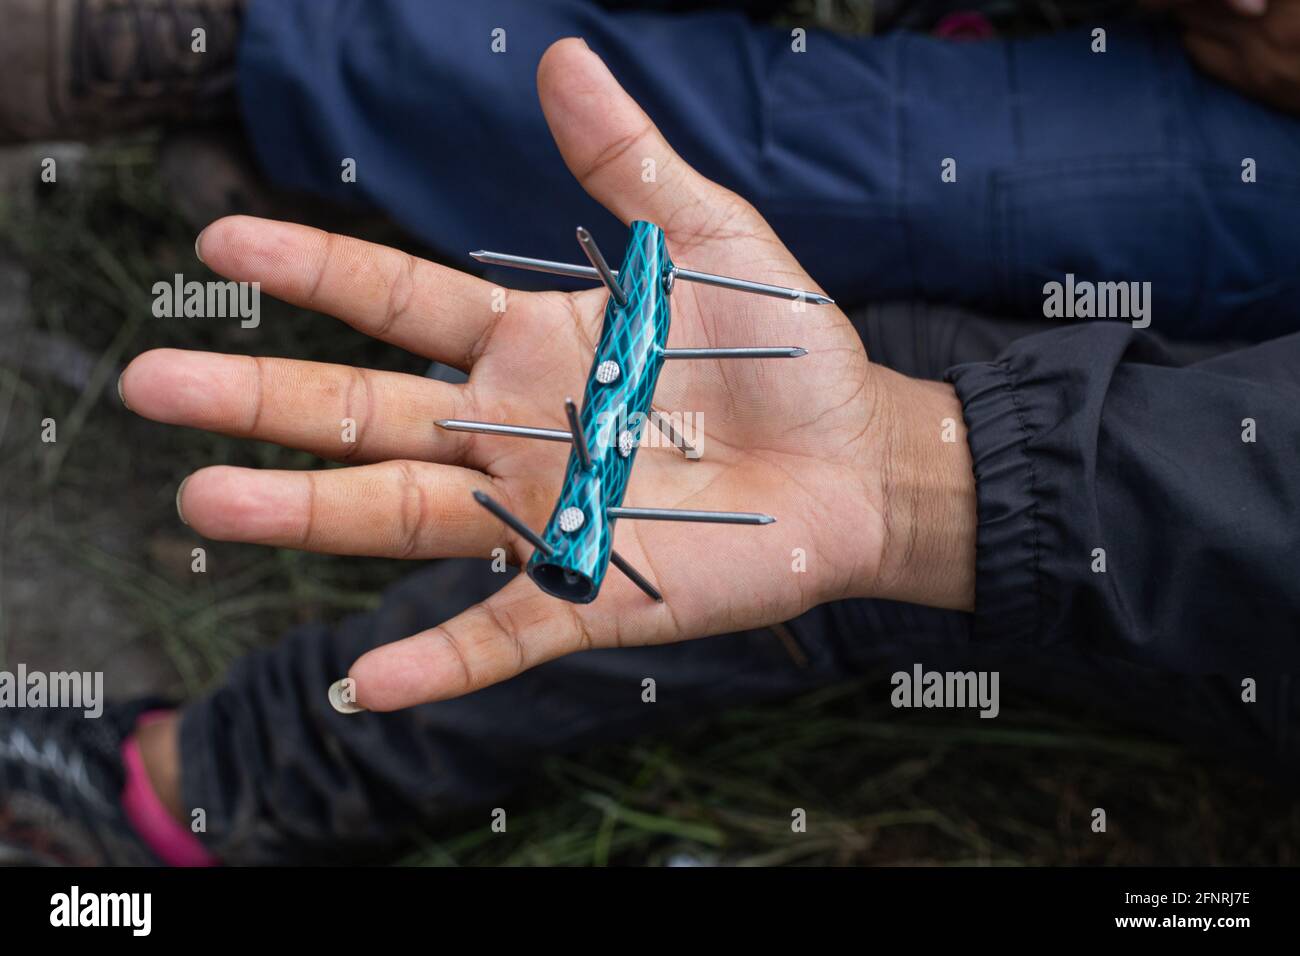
[577,36,589,49]
[194,229,206,264]
[175,477,190,526]
[328,678,367,714]
[116,372,130,409]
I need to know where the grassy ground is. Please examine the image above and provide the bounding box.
[0,3,1297,866]
[0,139,420,700]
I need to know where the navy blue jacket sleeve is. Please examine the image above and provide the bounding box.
[946,324,1300,675]
[239,0,1300,339]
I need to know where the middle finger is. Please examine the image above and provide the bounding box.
[122,348,480,466]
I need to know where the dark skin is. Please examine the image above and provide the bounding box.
[1146,0,1300,114]
[127,39,979,814]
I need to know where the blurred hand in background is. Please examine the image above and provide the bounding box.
[1146,0,1300,113]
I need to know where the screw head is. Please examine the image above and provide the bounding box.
[595,360,620,384]
[558,507,585,533]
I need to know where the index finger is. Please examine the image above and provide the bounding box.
[196,215,513,370]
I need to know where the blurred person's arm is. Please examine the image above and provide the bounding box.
[947,323,1300,676]
[1146,0,1300,113]
[237,1,1300,340]
[1143,0,1270,18]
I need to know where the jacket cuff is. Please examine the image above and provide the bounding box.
[944,359,1041,642]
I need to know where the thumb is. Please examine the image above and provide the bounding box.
[536,37,738,237]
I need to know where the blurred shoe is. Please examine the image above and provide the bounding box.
[932,11,997,40]
[0,700,163,865]
[157,124,424,259]
[158,123,280,230]
[0,0,244,144]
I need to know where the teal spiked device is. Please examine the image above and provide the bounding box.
[525,221,672,602]
[442,221,835,605]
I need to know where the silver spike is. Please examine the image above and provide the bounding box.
[662,347,806,360]
[471,494,663,602]
[469,251,596,281]
[609,550,663,602]
[438,417,697,459]
[564,397,593,470]
[671,268,834,306]
[469,250,834,306]
[472,490,552,555]
[436,419,571,443]
[575,227,627,308]
[609,506,774,525]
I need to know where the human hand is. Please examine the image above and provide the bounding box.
[1147,0,1300,113]
[1141,0,1268,18]
[120,38,976,711]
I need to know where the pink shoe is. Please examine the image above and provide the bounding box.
[933,11,997,41]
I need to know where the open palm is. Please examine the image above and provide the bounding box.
[122,39,936,711]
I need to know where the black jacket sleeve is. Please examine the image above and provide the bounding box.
[945,323,1300,676]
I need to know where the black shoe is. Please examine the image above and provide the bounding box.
[0,0,244,144]
[0,699,166,865]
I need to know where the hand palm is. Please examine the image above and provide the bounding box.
[124,40,885,710]
[471,217,879,625]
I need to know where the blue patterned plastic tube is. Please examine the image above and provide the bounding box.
[526,221,673,603]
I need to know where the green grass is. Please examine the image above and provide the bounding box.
[398,678,1300,866]
[0,0,1296,864]
[0,137,423,696]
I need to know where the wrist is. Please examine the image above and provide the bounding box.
[867,367,977,611]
